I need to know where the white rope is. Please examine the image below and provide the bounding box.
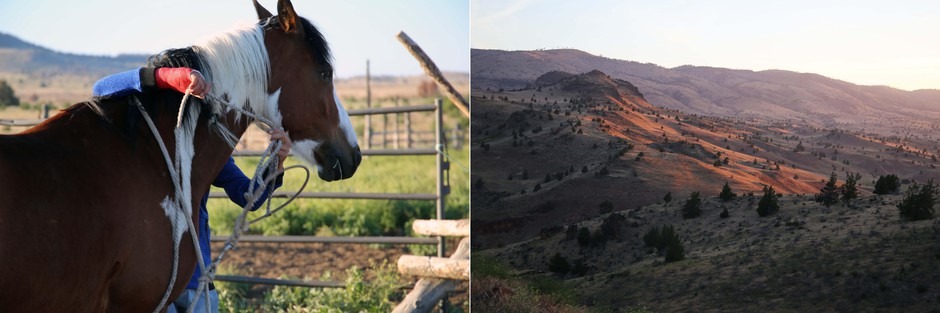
[185,94,312,313]
[134,89,309,313]
[136,94,210,313]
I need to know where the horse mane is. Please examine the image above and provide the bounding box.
[297,17,333,72]
[77,17,332,148]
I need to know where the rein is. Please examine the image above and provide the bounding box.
[138,91,310,313]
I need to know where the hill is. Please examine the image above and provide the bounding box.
[472,67,940,248]
[0,32,148,104]
[472,48,940,127]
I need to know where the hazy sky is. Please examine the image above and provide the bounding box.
[0,0,469,78]
[472,0,940,91]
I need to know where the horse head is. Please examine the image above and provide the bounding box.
[252,0,361,182]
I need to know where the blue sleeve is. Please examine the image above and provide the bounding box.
[92,68,144,98]
[213,157,283,211]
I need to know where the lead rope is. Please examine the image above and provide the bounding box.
[138,90,310,313]
[185,93,310,313]
[134,95,209,313]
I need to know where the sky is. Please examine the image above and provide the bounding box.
[472,0,940,91]
[0,0,469,78]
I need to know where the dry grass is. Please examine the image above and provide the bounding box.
[479,193,940,312]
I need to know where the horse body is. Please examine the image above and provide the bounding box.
[0,91,240,311]
[0,1,359,311]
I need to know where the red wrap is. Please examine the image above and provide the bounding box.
[155,67,194,94]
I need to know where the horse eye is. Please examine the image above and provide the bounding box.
[320,70,332,82]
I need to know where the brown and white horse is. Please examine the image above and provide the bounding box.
[0,0,360,311]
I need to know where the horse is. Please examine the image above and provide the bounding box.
[0,0,361,311]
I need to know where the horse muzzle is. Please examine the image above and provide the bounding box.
[313,143,361,181]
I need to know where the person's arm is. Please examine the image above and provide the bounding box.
[213,129,292,210]
[213,157,284,211]
[92,67,209,99]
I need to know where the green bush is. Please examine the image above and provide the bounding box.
[266,261,402,313]
[217,260,402,313]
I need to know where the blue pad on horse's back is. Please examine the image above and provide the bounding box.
[92,69,143,99]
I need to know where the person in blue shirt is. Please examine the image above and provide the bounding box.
[93,67,292,313]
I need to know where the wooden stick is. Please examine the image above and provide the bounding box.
[393,238,470,313]
[397,256,469,281]
[396,31,470,118]
[412,219,469,237]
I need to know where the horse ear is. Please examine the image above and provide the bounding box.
[276,0,302,34]
[254,0,273,20]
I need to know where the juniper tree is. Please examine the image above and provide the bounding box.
[682,192,703,219]
[897,179,938,221]
[757,185,780,217]
[816,172,840,207]
[663,191,672,204]
[842,172,862,203]
[874,174,901,195]
[0,80,18,107]
[643,227,660,248]
[662,225,685,262]
[719,182,737,202]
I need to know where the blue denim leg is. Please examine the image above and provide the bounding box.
[166,289,219,313]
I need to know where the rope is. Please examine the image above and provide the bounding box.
[136,94,210,313]
[136,91,310,313]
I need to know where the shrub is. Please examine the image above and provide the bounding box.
[720,206,730,218]
[663,192,672,204]
[644,225,684,262]
[874,174,901,195]
[577,227,591,247]
[249,260,402,313]
[548,253,570,274]
[599,200,614,214]
[682,192,702,219]
[664,231,685,263]
[897,179,938,221]
[643,227,660,248]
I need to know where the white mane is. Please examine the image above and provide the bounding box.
[193,23,282,130]
[158,23,280,265]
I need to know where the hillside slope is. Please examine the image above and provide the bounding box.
[472,68,940,250]
[472,49,940,125]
